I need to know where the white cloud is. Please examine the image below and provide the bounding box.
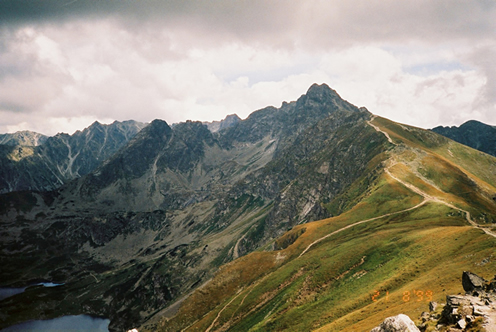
[0,1,496,135]
[314,47,487,128]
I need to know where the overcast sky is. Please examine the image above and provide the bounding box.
[0,0,495,135]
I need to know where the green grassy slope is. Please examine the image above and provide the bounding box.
[142,116,496,332]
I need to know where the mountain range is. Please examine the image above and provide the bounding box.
[0,84,495,332]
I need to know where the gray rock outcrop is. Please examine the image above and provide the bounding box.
[462,270,487,293]
[419,271,496,332]
[371,314,420,332]
[374,272,496,332]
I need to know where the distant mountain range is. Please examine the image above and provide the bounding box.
[431,120,496,157]
[1,84,495,332]
[0,131,48,146]
[0,121,146,193]
[0,115,245,194]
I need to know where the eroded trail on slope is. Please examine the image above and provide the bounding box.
[204,288,245,332]
[367,116,394,144]
[204,269,304,332]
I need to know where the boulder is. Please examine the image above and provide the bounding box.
[473,304,486,316]
[446,295,471,307]
[462,271,486,293]
[370,314,420,332]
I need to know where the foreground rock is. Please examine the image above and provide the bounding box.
[370,314,420,332]
[373,272,496,332]
[418,271,496,332]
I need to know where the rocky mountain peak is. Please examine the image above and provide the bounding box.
[89,120,103,128]
[203,114,241,133]
[149,118,170,128]
[294,82,358,115]
[224,113,241,121]
[174,119,205,130]
[173,120,215,148]
[220,114,241,128]
[140,119,172,138]
[305,83,340,100]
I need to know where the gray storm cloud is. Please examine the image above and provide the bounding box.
[2,0,495,44]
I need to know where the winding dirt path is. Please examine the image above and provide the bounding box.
[369,117,496,238]
[298,198,428,257]
[205,288,245,332]
[300,116,496,257]
[369,115,496,238]
[368,116,394,144]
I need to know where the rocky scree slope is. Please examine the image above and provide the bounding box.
[0,120,145,193]
[0,84,391,331]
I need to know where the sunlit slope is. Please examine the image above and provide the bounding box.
[143,116,496,332]
[372,116,496,225]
